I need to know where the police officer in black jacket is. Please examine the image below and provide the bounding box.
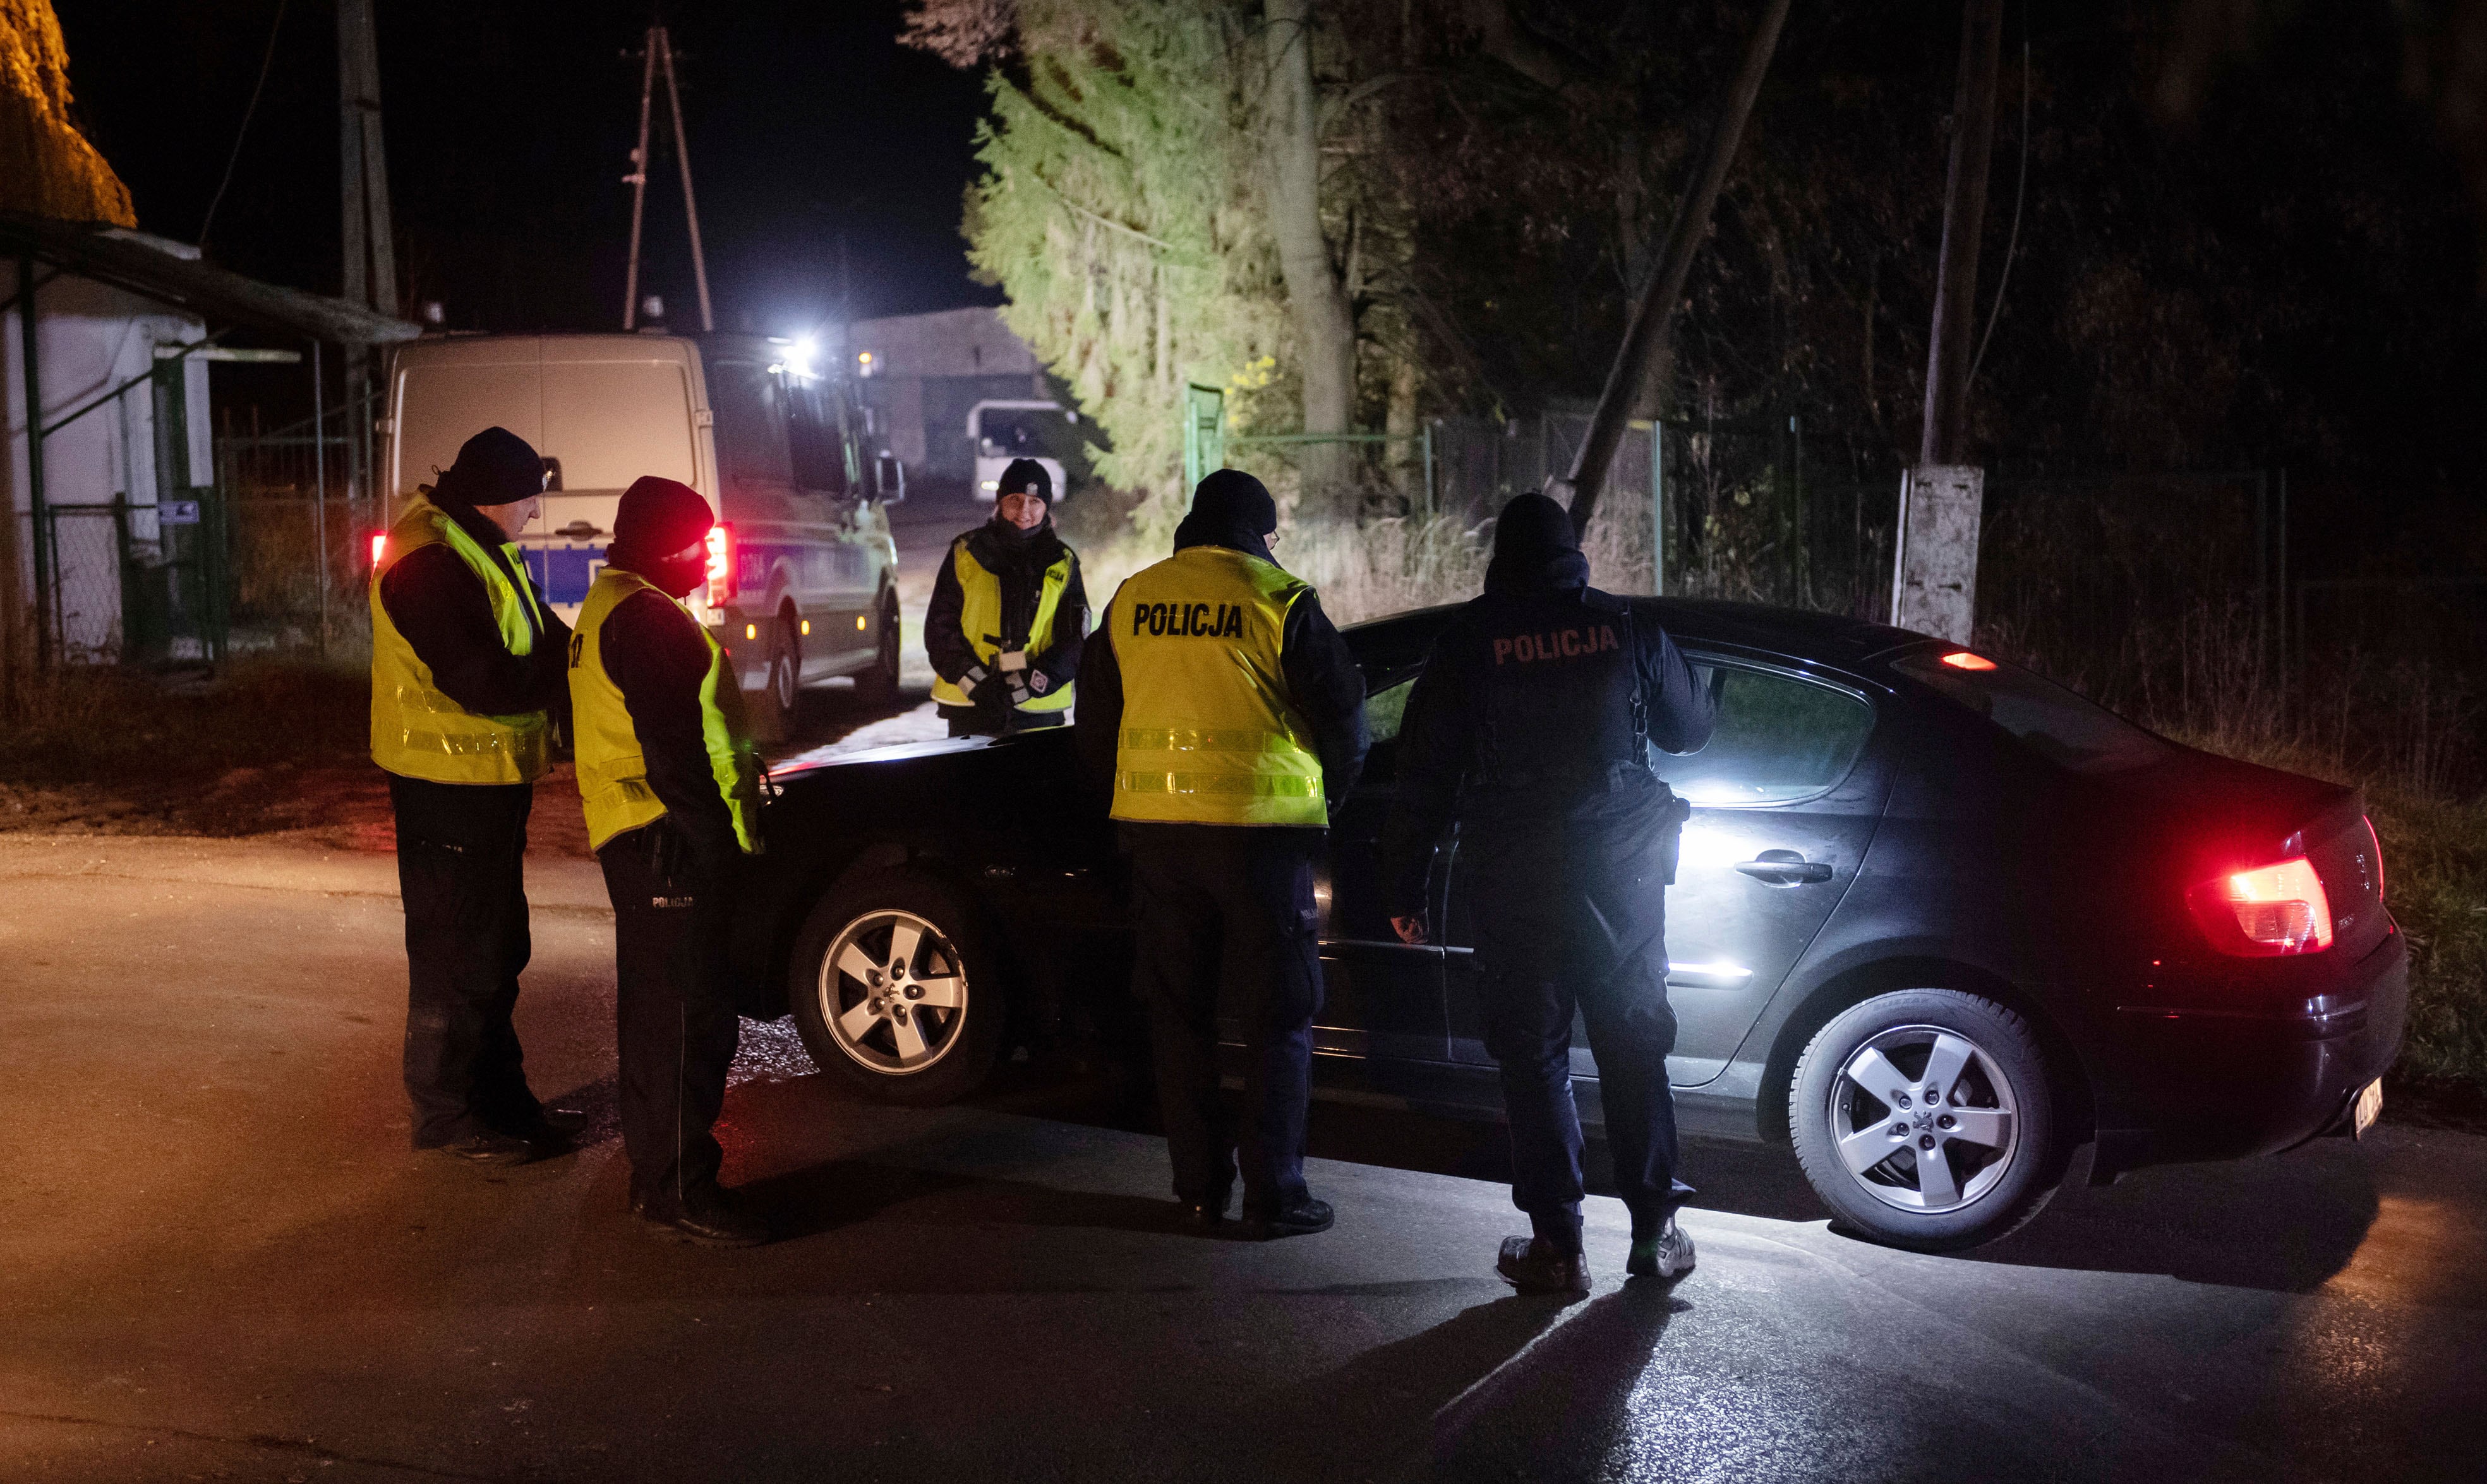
[1383,494,1715,1294]
[369,426,575,1168]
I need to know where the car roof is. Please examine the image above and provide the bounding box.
[1342,596,1927,674]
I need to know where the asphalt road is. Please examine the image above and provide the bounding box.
[3,833,2483,1483]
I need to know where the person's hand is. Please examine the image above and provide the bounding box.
[1390,915,1427,945]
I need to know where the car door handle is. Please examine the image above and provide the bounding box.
[1735,850,1834,885]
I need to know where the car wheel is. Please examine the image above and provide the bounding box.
[749,614,800,743]
[1790,988,2057,1252]
[852,588,901,710]
[786,866,1003,1106]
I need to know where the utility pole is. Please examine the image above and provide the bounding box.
[1893,0,2004,642]
[1557,0,1793,541]
[339,0,396,532]
[622,24,714,332]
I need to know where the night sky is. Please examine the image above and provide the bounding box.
[56,0,998,342]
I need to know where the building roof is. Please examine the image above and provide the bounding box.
[0,211,419,346]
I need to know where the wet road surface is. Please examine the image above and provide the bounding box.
[2,833,2481,1482]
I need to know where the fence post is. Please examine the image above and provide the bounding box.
[18,251,52,670]
[312,339,329,657]
[1651,420,1665,597]
[1421,421,1435,519]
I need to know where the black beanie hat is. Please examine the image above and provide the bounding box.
[997,457,1053,503]
[1492,492,1579,563]
[1189,469,1277,534]
[611,476,714,560]
[433,426,545,509]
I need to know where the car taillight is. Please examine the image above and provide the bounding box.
[368,531,388,571]
[2187,856,2334,956]
[705,523,735,607]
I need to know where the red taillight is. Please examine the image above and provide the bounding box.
[368,532,389,571]
[2364,816,2385,902]
[704,523,735,607]
[1940,650,1997,671]
[2188,856,2334,956]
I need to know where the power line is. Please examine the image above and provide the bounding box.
[198,0,291,251]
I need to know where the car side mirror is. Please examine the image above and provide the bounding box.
[874,451,906,505]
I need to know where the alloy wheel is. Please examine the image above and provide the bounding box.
[1826,1023,2021,1214]
[818,909,969,1075]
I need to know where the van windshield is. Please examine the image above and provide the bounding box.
[976,409,1058,458]
[1892,652,2177,774]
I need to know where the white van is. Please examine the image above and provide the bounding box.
[381,333,905,738]
[969,398,1077,503]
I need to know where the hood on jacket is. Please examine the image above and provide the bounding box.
[1483,491,1590,594]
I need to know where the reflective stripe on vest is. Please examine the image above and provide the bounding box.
[1104,546,1325,827]
[567,568,764,854]
[367,495,551,784]
[927,537,1078,714]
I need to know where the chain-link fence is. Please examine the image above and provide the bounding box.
[214,400,376,657]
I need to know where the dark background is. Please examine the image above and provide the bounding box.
[55,0,998,339]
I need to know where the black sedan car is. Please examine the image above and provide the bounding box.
[727,599,2407,1251]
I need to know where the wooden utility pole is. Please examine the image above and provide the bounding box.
[1559,0,1793,540]
[622,25,714,333]
[1891,0,2004,643]
[339,0,395,529]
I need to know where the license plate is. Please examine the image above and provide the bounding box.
[2351,1078,2383,1139]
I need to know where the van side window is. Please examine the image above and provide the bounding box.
[711,360,793,489]
[785,376,852,498]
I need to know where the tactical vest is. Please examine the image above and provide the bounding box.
[567,568,764,854]
[1469,589,1654,794]
[1105,546,1326,827]
[929,536,1078,714]
[368,494,551,785]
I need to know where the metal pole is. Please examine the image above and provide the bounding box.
[0,263,24,704]
[658,28,716,332]
[19,253,50,670]
[312,340,328,656]
[1652,420,1665,597]
[622,28,657,330]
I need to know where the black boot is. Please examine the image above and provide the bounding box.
[433,1130,541,1168]
[1243,1195,1334,1239]
[639,1184,769,1247]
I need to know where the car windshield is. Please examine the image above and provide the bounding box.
[1891,652,2177,774]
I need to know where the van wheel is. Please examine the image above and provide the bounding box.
[749,613,800,743]
[853,587,901,710]
[1790,989,2057,1252]
[786,866,1004,1106]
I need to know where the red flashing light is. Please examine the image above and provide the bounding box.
[368,532,388,571]
[1939,650,1997,671]
[704,523,736,607]
[2188,856,2334,956]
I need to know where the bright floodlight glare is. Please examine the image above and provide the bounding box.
[778,335,817,380]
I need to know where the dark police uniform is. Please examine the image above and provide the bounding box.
[1077,472,1367,1232]
[369,428,570,1163]
[569,476,767,1244]
[1384,495,1714,1277]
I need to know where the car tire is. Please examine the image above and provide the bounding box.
[1790,988,2057,1252]
[749,613,800,744]
[852,587,901,710]
[786,866,1004,1106]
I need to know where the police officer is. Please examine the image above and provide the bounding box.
[1383,493,1715,1293]
[1078,470,1368,1236]
[370,426,574,1168]
[569,476,769,1246]
[927,458,1087,737]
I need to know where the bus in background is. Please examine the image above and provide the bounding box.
[968,398,1079,503]
[380,333,907,740]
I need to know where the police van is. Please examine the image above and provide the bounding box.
[380,333,905,739]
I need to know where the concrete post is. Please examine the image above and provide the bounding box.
[1889,464,1984,643]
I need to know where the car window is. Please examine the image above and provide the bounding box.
[1892,652,2177,774]
[1652,664,1874,805]
[1364,674,1416,745]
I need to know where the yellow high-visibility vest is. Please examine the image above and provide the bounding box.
[929,537,1078,715]
[567,567,763,854]
[368,494,551,785]
[1104,546,1326,827]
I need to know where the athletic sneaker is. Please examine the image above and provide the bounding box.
[1627,1216,1696,1279]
